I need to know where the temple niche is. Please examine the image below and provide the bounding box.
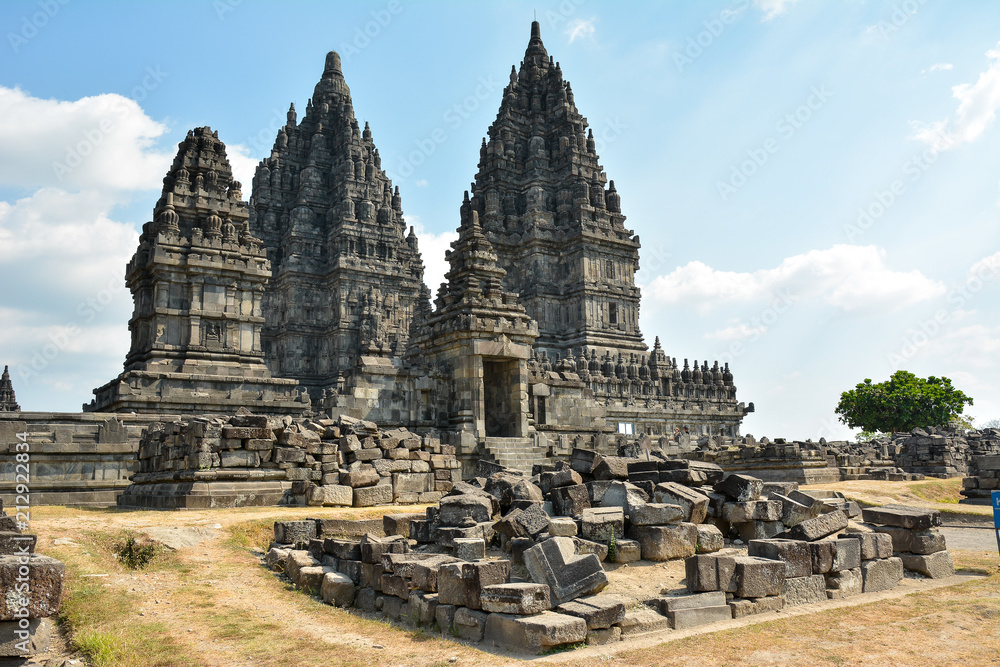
[86,127,306,415]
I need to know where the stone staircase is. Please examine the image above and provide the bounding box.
[483,437,549,474]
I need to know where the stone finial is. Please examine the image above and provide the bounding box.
[287,102,297,126]
[324,51,342,75]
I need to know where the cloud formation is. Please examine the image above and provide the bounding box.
[754,0,800,21]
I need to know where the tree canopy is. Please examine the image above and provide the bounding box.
[835,370,973,434]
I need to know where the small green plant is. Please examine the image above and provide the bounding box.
[112,532,159,570]
[607,531,617,562]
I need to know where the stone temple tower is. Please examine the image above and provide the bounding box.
[250,51,426,397]
[468,21,645,361]
[0,365,19,412]
[87,127,305,415]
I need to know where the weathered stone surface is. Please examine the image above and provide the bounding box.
[630,503,684,526]
[323,538,361,561]
[735,520,785,542]
[0,554,63,621]
[652,482,708,524]
[748,539,811,579]
[439,494,496,527]
[453,607,488,641]
[580,507,624,542]
[830,538,861,573]
[383,513,423,538]
[729,595,784,618]
[274,520,317,545]
[861,557,904,592]
[783,511,847,542]
[353,484,393,507]
[454,538,486,561]
[547,517,577,537]
[841,532,885,561]
[481,583,551,614]
[685,554,721,592]
[809,541,836,574]
[826,567,862,599]
[409,555,461,592]
[870,526,946,555]
[597,481,649,516]
[899,551,954,579]
[722,500,782,523]
[0,532,35,556]
[659,593,731,629]
[484,611,587,654]
[524,537,608,605]
[693,524,722,554]
[539,469,583,495]
[781,574,827,606]
[0,617,50,657]
[551,484,592,517]
[585,626,622,645]
[437,560,511,609]
[435,603,456,634]
[714,474,764,502]
[359,534,408,564]
[408,591,439,626]
[297,564,333,593]
[772,493,822,527]
[556,595,626,629]
[611,539,642,563]
[616,608,672,637]
[592,456,631,481]
[573,537,609,562]
[285,550,319,585]
[315,485,353,506]
[733,556,785,598]
[862,505,941,531]
[321,571,356,607]
[628,523,698,561]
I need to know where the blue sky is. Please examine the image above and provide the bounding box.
[2,0,999,440]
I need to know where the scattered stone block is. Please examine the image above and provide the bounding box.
[652,482,708,524]
[660,592,731,629]
[861,557,904,592]
[722,500,782,523]
[484,611,587,654]
[862,505,941,531]
[453,607,489,641]
[611,539,641,563]
[783,511,847,542]
[274,520,317,545]
[265,547,290,572]
[714,474,764,502]
[435,603,456,633]
[733,556,785,598]
[481,583,551,615]
[585,626,622,645]
[454,538,486,561]
[438,494,495,526]
[524,537,608,605]
[556,595,626,629]
[736,520,785,542]
[782,574,827,606]
[321,571,356,607]
[539,469,583,495]
[628,523,698,561]
[551,484,592,517]
[748,539,811,578]
[408,591,439,626]
[616,608,672,637]
[437,560,511,610]
[593,456,631,481]
[315,485,353,506]
[630,503,684,526]
[547,517,577,537]
[383,513,424,538]
[355,587,377,612]
[0,554,63,620]
[353,484,393,507]
[285,550,319,585]
[572,537,609,561]
[695,524,724,553]
[826,567,862,599]
[0,618,50,657]
[597,481,649,516]
[730,595,784,618]
[810,541,836,574]
[871,526,945,555]
[899,551,954,579]
[580,507,624,542]
[830,538,861,573]
[341,468,380,489]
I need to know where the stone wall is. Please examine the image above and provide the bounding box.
[0,412,158,507]
[959,454,1000,504]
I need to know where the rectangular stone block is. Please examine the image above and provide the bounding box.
[714,473,764,502]
[580,507,624,542]
[435,603,456,634]
[453,607,488,642]
[454,538,486,561]
[481,583,551,615]
[899,551,954,579]
[220,450,259,467]
[616,608,672,637]
[825,567,862,599]
[747,539,812,579]
[685,554,720,592]
[652,482,708,524]
[810,541,836,574]
[439,494,495,527]
[353,484,393,507]
[484,611,587,654]
[781,574,827,606]
[736,520,785,542]
[628,523,697,561]
[733,556,785,598]
[729,595,783,618]
[861,557,904,592]
[437,560,511,610]
[862,505,941,531]
[629,503,683,526]
[342,468,379,489]
[830,538,861,572]
[556,595,626,629]
[0,533,35,556]
[0,617,50,657]
[321,571,356,607]
[0,555,63,621]
[383,513,424,538]
[659,591,726,613]
[783,510,847,541]
[524,537,608,605]
[871,526,945,555]
[551,484,592,517]
[408,590,439,626]
[274,520,317,545]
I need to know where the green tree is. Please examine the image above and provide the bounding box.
[835,370,973,433]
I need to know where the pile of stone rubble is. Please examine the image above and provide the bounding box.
[0,501,64,660]
[265,460,956,653]
[118,409,460,509]
[959,454,1000,504]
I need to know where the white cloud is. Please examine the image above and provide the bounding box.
[644,245,945,315]
[704,321,768,341]
[921,324,1000,369]
[754,0,799,21]
[565,19,596,43]
[415,179,429,188]
[922,63,953,75]
[0,86,172,191]
[410,219,458,300]
[225,143,260,192]
[968,250,1000,280]
[913,43,1000,150]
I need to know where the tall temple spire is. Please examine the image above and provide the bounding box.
[0,365,20,412]
[468,21,645,359]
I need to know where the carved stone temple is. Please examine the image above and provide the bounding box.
[0,366,19,412]
[86,127,306,415]
[85,23,752,472]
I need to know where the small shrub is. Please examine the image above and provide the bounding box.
[112,532,160,570]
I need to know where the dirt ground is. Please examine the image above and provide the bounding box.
[19,479,1000,667]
